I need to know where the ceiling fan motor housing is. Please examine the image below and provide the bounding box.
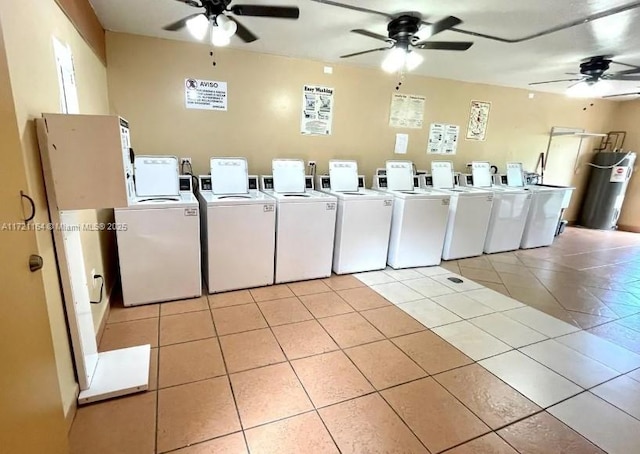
[580,57,611,79]
[388,15,421,48]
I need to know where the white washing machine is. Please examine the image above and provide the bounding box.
[373,161,451,269]
[521,185,573,248]
[316,160,393,274]
[430,161,494,260]
[459,161,533,254]
[198,158,276,293]
[261,159,337,283]
[115,156,201,306]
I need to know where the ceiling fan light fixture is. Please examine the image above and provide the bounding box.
[566,80,612,98]
[405,50,424,71]
[382,48,407,73]
[186,14,209,41]
[211,14,237,47]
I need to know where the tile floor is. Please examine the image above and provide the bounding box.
[70,227,640,453]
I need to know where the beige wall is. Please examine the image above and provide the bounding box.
[610,100,640,231]
[106,32,617,221]
[0,0,114,421]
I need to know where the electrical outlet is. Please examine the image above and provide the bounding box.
[180,157,192,166]
[308,160,316,167]
[90,268,96,288]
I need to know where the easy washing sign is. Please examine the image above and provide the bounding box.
[185,78,227,111]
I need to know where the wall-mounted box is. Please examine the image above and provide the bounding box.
[36,113,134,210]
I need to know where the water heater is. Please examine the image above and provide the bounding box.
[579,152,636,229]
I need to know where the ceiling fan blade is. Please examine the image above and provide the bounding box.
[603,92,640,98]
[351,29,390,42]
[340,47,390,59]
[427,16,462,37]
[232,16,258,42]
[609,60,640,70]
[230,5,300,19]
[413,41,473,51]
[163,13,203,31]
[604,74,640,81]
[309,0,394,19]
[173,0,202,6]
[528,78,585,86]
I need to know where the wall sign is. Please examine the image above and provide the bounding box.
[389,94,425,129]
[428,123,459,154]
[466,100,491,141]
[52,37,79,114]
[185,78,227,111]
[301,85,334,135]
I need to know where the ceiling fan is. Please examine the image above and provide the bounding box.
[310,0,473,73]
[163,0,300,46]
[529,56,640,98]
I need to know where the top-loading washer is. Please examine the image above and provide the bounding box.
[261,159,337,283]
[316,160,393,274]
[115,156,201,306]
[430,161,494,260]
[372,161,451,269]
[197,158,276,293]
[460,161,532,254]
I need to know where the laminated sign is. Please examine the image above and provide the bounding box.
[185,78,227,111]
[301,85,334,135]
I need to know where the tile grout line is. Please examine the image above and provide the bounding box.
[205,291,253,454]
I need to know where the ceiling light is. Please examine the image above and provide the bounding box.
[405,51,424,71]
[211,14,237,47]
[566,80,612,98]
[382,48,424,73]
[382,48,406,73]
[186,14,209,41]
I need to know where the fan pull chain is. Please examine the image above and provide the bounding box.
[395,71,406,91]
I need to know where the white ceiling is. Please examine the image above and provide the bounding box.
[90,0,640,98]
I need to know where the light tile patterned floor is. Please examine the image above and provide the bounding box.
[71,228,640,453]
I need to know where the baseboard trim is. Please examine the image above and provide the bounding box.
[65,384,80,433]
[617,224,640,233]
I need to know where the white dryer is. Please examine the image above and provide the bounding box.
[115,156,201,306]
[461,161,532,254]
[317,161,393,274]
[198,158,276,293]
[373,161,451,269]
[431,161,494,260]
[261,159,337,283]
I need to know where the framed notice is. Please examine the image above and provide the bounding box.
[185,78,227,111]
[301,85,334,135]
[466,100,491,141]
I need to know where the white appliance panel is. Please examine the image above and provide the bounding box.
[329,160,359,192]
[484,191,532,253]
[115,206,201,305]
[333,197,393,274]
[210,157,248,194]
[442,193,494,260]
[273,159,306,193]
[386,161,414,191]
[134,156,179,197]
[275,200,336,283]
[387,196,450,268]
[520,189,566,248]
[206,203,275,292]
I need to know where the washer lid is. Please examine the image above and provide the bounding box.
[329,160,359,192]
[202,190,274,205]
[210,157,249,195]
[134,155,180,197]
[273,159,306,193]
[386,160,414,191]
[471,161,493,188]
[506,162,525,187]
[431,161,455,189]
